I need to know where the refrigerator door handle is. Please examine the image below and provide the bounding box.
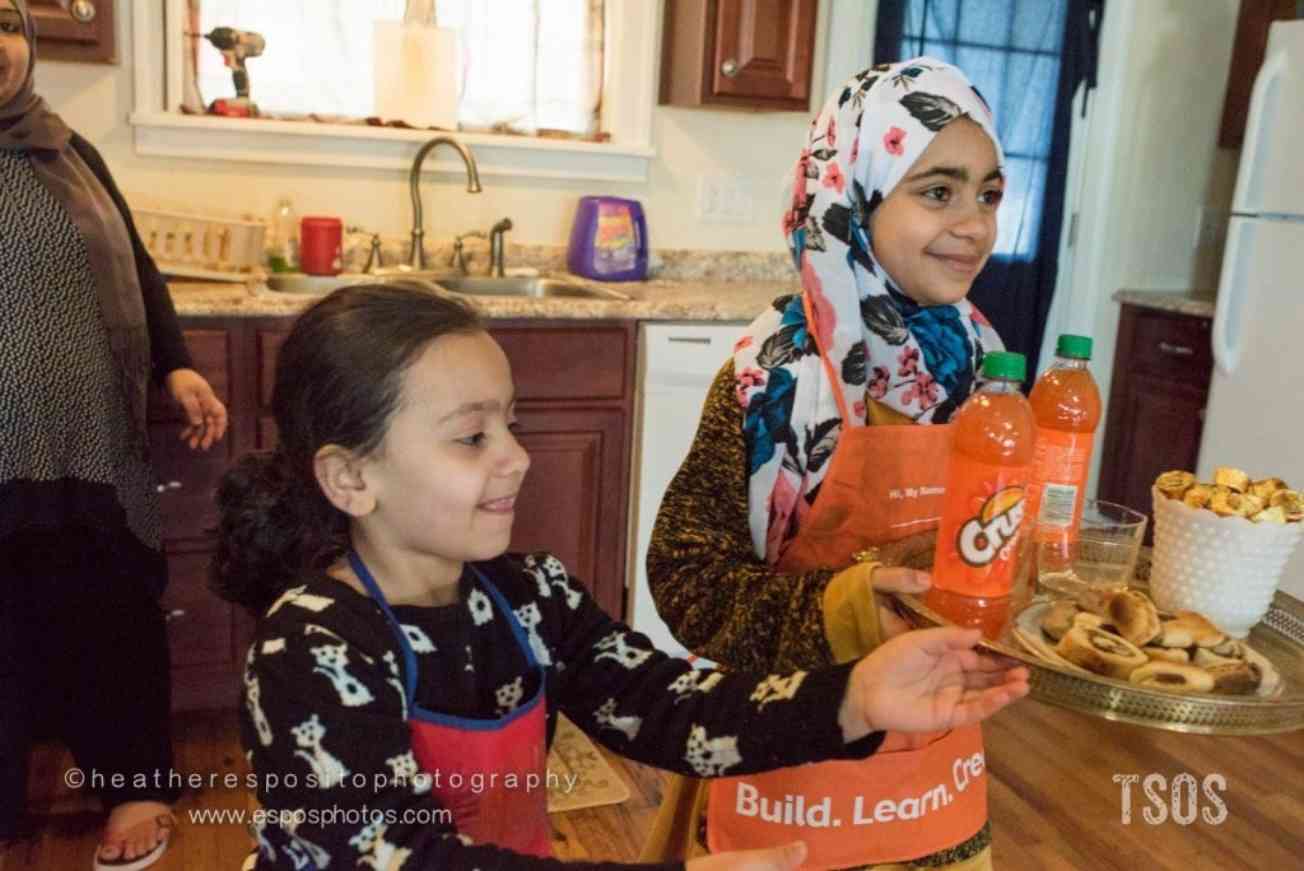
[1232,49,1287,214]
[1212,218,1252,376]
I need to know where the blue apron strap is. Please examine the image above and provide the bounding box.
[470,565,542,670]
[347,550,419,704]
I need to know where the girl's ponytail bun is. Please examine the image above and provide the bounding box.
[210,451,345,615]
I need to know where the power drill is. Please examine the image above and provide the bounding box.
[200,27,266,117]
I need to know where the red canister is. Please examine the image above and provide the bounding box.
[299,216,344,275]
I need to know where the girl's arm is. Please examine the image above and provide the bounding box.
[534,555,885,776]
[245,595,682,871]
[646,359,836,673]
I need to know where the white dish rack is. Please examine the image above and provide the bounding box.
[132,207,267,282]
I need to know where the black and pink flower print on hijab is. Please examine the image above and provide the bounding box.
[734,57,1006,564]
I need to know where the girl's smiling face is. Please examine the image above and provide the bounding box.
[870,118,1004,307]
[0,1,30,109]
[359,330,530,577]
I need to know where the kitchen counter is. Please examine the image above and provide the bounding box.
[1114,290,1216,319]
[167,277,795,322]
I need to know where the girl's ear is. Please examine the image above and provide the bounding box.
[314,444,376,517]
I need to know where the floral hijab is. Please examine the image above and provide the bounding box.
[734,58,1005,563]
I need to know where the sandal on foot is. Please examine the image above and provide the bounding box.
[92,813,175,871]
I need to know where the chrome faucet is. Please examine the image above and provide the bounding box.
[489,218,513,277]
[408,136,482,270]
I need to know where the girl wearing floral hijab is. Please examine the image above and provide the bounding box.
[1,2,226,868]
[643,59,1007,870]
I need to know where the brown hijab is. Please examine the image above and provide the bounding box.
[0,0,152,448]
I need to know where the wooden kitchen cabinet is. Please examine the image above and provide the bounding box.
[660,0,818,111]
[148,320,253,711]
[253,318,637,620]
[29,0,116,64]
[1098,304,1214,544]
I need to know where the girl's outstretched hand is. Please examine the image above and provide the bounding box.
[686,841,807,871]
[839,627,1030,741]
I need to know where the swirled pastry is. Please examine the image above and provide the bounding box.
[1056,626,1148,679]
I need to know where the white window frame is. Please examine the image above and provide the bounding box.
[129,0,659,182]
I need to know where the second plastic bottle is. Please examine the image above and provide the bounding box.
[1025,334,1102,575]
[928,351,1037,635]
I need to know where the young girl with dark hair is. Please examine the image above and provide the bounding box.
[215,282,1027,871]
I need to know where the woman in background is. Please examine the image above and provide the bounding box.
[0,2,227,869]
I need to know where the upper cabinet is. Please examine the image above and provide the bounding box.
[660,0,818,111]
[30,0,116,64]
[1218,0,1296,147]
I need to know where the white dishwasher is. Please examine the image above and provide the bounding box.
[627,321,747,659]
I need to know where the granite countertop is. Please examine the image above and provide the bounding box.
[167,276,795,323]
[1113,289,1216,319]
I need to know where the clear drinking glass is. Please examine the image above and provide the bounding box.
[1035,499,1148,597]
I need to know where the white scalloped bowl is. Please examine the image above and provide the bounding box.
[1149,486,1303,637]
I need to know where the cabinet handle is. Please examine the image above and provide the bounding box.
[1157,341,1195,357]
[668,336,712,345]
[721,58,740,78]
[156,480,183,493]
[70,0,96,23]
[165,608,186,623]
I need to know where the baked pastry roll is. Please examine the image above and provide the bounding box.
[1056,625,1148,679]
[1129,661,1216,693]
[1107,591,1162,646]
[1213,466,1250,492]
[1156,470,1196,500]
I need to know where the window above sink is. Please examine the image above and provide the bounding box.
[130,0,658,183]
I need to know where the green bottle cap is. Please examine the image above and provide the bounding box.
[1056,334,1093,360]
[982,351,1026,381]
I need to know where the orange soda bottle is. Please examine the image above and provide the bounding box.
[928,352,1036,637]
[1025,335,1102,573]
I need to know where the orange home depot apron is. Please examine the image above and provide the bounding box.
[706,298,987,869]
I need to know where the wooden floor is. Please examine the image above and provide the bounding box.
[4,702,1302,870]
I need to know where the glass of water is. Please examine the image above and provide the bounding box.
[1035,499,1148,597]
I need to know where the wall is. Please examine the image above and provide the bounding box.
[1043,0,1241,498]
[31,2,868,254]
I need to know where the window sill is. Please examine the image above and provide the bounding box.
[129,112,656,183]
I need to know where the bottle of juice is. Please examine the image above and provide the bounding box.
[1025,335,1102,574]
[928,351,1036,636]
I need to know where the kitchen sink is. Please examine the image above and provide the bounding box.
[437,276,630,301]
[265,269,458,295]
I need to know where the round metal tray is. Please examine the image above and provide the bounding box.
[893,586,1304,735]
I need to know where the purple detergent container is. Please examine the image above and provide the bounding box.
[567,196,648,282]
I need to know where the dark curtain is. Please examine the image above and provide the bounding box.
[875,0,1104,387]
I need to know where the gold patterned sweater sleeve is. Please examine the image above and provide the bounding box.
[646,359,836,674]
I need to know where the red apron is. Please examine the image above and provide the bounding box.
[350,552,553,857]
[706,296,987,869]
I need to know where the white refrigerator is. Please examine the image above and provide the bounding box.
[1199,19,1304,600]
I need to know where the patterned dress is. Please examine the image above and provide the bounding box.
[0,148,159,548]
[242,552,883,870]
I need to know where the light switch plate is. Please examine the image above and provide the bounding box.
[698,174,755,224]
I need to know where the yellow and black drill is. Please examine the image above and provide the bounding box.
[200,27,266,117]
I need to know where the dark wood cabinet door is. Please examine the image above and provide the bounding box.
[28,0,116,64]
[712,0,817,105]
[661,0,818,110]
[1105,374,1207,521]
[163,545,253,711]
[510,406,629,618]
[150,328,235,542]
